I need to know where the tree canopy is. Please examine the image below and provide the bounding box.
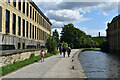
[60,23,105,48]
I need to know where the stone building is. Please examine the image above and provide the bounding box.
[0,0,52,50]
[107,15,120,53]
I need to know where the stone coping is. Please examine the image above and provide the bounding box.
[0,49,47,56]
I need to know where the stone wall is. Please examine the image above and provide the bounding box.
[0,50,47,68]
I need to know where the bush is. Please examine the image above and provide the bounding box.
[30,53,35,58]
[45,36,57,54]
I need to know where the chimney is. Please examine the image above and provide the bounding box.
[99,32,100,37]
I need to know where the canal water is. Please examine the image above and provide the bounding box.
[78,50,120,78]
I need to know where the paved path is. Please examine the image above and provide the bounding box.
[2,49,86,78]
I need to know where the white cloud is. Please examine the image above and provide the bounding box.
[81,27,106,37]
[103,12,108,16]
[45,10,91,23]
[45,9,91,30]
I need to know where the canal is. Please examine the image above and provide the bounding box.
[78,50,120,78]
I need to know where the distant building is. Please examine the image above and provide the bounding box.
[107,15,120,53]
[0,0,52,50]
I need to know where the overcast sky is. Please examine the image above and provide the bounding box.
[33,0,119,37]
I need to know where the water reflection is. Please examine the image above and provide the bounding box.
[78,51,120,78]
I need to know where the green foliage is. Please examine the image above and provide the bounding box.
[45,36,57,54]
[92,37,106,47]
[62,42,68,48]
[30,53,35,58]
[53,29,60,44]
[60,23,96,48]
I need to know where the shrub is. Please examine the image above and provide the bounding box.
[45,36,57,54]
[30,53,35,58]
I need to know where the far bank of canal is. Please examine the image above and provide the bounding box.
[78,49,120,78]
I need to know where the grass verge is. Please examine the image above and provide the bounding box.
[0,51,59,77]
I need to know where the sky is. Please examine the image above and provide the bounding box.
[33,0,119,37]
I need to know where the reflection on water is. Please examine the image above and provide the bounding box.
[78,51,120,78]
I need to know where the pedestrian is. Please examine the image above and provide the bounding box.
[40,50,45,62]
[67,47,71,57]
[59,46,62,55]
[62,47,66,57]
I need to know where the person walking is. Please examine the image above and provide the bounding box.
[62,47,66,57]
[59,46,62,55]
[67,47,71,57]
[40,50,45,62]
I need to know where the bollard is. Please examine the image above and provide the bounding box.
[72,59,74,62]
[72,66,74,69]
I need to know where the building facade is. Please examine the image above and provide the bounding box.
[107,15,120,53]
[0,0,52,50]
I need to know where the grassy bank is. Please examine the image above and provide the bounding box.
[0,51,59,77]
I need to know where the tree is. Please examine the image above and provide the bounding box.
[60,23,95,48]
[45,36,57,54]
[53,29,60,44]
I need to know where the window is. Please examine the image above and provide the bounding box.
[18,16,21,36]
[30,23,31,38]
[33,25,34,39]
[18,0,21,11]
[37,13,39,23]
[13,0,16,7]
[23,19,25,37]
[26,21,28,37]
[39,15,40,24]
[35,11,36,22]
[0,6,2,32]
[35,26,36,39]
[30,6,32,18]
[33,9,34,20]
[18,43,21,49]
[27,3,29,16]
[39,29,40,40]
[37,28,39,40]
[6,10,10,34]
[23,0,25,14]
[12,13,16,34]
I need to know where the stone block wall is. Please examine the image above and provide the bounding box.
[0,50,47,68]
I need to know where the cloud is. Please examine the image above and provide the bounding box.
[50,20,65,28]
[45,10,91,22]
[81,27,106,37]
[103,12,108,16]
[98,2,118,12]
[45,9,91,29]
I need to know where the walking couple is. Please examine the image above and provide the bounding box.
[59,46,71,57]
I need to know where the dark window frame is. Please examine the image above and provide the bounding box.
[33,8,34,20]
[18,16,21,36]
[23,19,25,37]
[30,23,32,38]
[18,0,21,11]
[12,13,16,34]
[27,3,29,16]
[23,0,25,14]
[26,21,28,37]
[13,0,16,7]
[0,6,2,32]
[30,6,32,18]
[6,9,10,34]
[33,25,34,39]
